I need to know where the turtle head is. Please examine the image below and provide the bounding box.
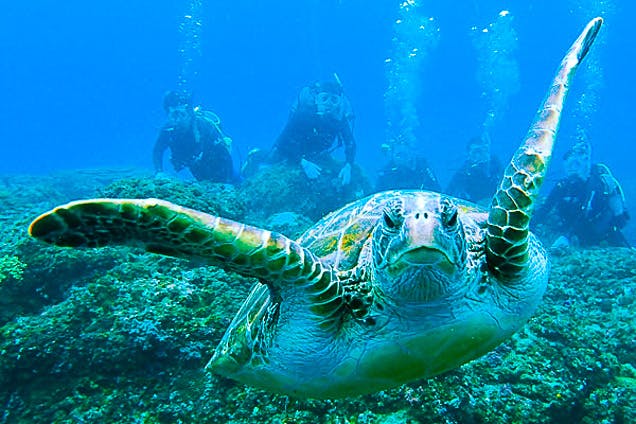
[372,194,467,302]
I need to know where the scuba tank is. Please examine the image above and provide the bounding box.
[594,163,626,218]
[193,107,233,154]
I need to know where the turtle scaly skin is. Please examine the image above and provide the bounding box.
[28,18,603,398]
[486,18,604,280]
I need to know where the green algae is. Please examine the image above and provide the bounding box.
[0,255,26,283]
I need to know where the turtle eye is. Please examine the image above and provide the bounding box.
[446,209,458,228]
[382,202,403,231]
[441,199,459,228]
[383,211,397,229]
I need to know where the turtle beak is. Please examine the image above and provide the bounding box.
[400,246,453,266]
[400,246,457,276]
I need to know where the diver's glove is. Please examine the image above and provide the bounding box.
[301,158,322,179]
[338,163,352,186]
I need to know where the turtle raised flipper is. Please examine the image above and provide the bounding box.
[29,198,344,321]
[486,17,603,281]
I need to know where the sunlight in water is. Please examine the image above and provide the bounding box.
[384,1,439,158]
[470,9,520,135]
[568,0,615,144]
[177,0,204,93]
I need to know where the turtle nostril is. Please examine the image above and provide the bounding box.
[424,212,428,219]
[415,213,420,219]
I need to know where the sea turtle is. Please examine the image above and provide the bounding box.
[28,18,602,398]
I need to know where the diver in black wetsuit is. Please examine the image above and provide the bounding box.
[243,78,356,187]
[153,91,234,183]
[535,140,630,248]
[447,135,502,205]
[375,142,441,192]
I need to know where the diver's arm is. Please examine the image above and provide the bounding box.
[269,112,309,164]
[153,131,170,173]
[534,180,564,222]
[340,121,356,165]
[446,166,465,197]
[268,121,293,163]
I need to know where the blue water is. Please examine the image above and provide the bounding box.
[1,0,634,186]
[1,3,635,420]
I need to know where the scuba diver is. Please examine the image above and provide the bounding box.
[244,75,356,187]
[446,135,502,205]
[375,142,441,192]
[153,90,234,183]
[534,140,630,248]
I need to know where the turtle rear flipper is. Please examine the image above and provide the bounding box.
[29,198,345,324]
[486,17,603,281]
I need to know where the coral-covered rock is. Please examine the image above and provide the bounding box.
[1,170,635,423]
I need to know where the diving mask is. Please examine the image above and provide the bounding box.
[315,91,341,116]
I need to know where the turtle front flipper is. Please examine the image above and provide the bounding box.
[486,17,603,281]
[29,198,345,324]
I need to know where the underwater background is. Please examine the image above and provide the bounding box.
[1,0,635,422]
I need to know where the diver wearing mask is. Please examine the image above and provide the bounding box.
[153,90,234,183]
[534,140,630,248]
[267,76,356,186]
